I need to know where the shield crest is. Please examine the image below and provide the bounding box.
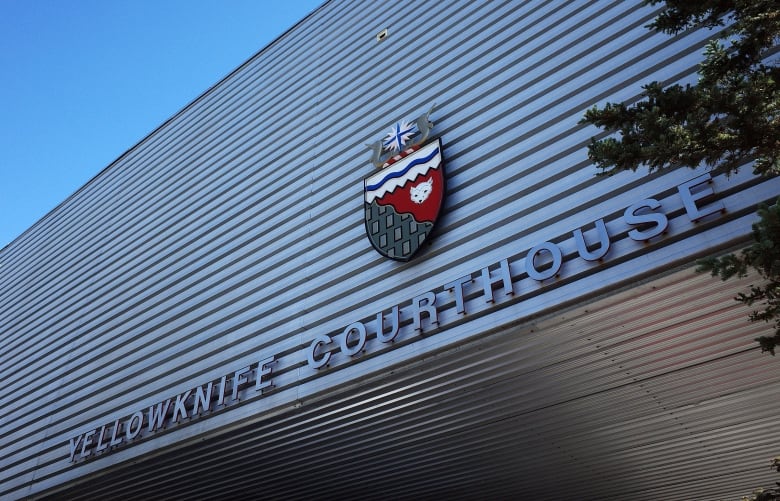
[364,138,445,261]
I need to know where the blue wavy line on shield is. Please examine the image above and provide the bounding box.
[365,147,440,191]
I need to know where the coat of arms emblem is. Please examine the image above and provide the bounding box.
[364,104,445,261]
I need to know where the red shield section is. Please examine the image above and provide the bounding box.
[373,168,444,223]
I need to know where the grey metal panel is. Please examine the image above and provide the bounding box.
[14,270,780,501]
[2,1,780,499]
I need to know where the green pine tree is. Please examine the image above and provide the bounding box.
[582,0,780,354]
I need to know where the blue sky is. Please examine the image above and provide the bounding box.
[0,0,322,249]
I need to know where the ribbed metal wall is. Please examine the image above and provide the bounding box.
[2,1,780,499]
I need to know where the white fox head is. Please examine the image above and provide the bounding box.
[410,178,433,204]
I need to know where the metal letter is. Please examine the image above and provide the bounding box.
[147,399,172,432]
[172,389,193,422]
[445,275,472,314]
[217,375,229,406]
[256,356,275,391]
[231,366,251,401]
[481,259,513,302]
[412,291,438,332]
[307,334,332,369]
[340,322,367,356]
[376,305,400,343]
[624,198,668,241]
[80,430,95,458]
[126,411,144,440]
[95,424,110,452]
[573,218,611,261]
[525,242,563,281]
[110,418,123,447]
[69,434,84,462]
[678,173,724,221]
[193,382,214,415]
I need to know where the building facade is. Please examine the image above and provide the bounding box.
[3,1,780,499]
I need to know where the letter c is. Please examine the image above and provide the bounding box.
[307,334,333,369]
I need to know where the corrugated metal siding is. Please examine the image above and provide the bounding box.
[16,270,780,501]
[2,0,780,499]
